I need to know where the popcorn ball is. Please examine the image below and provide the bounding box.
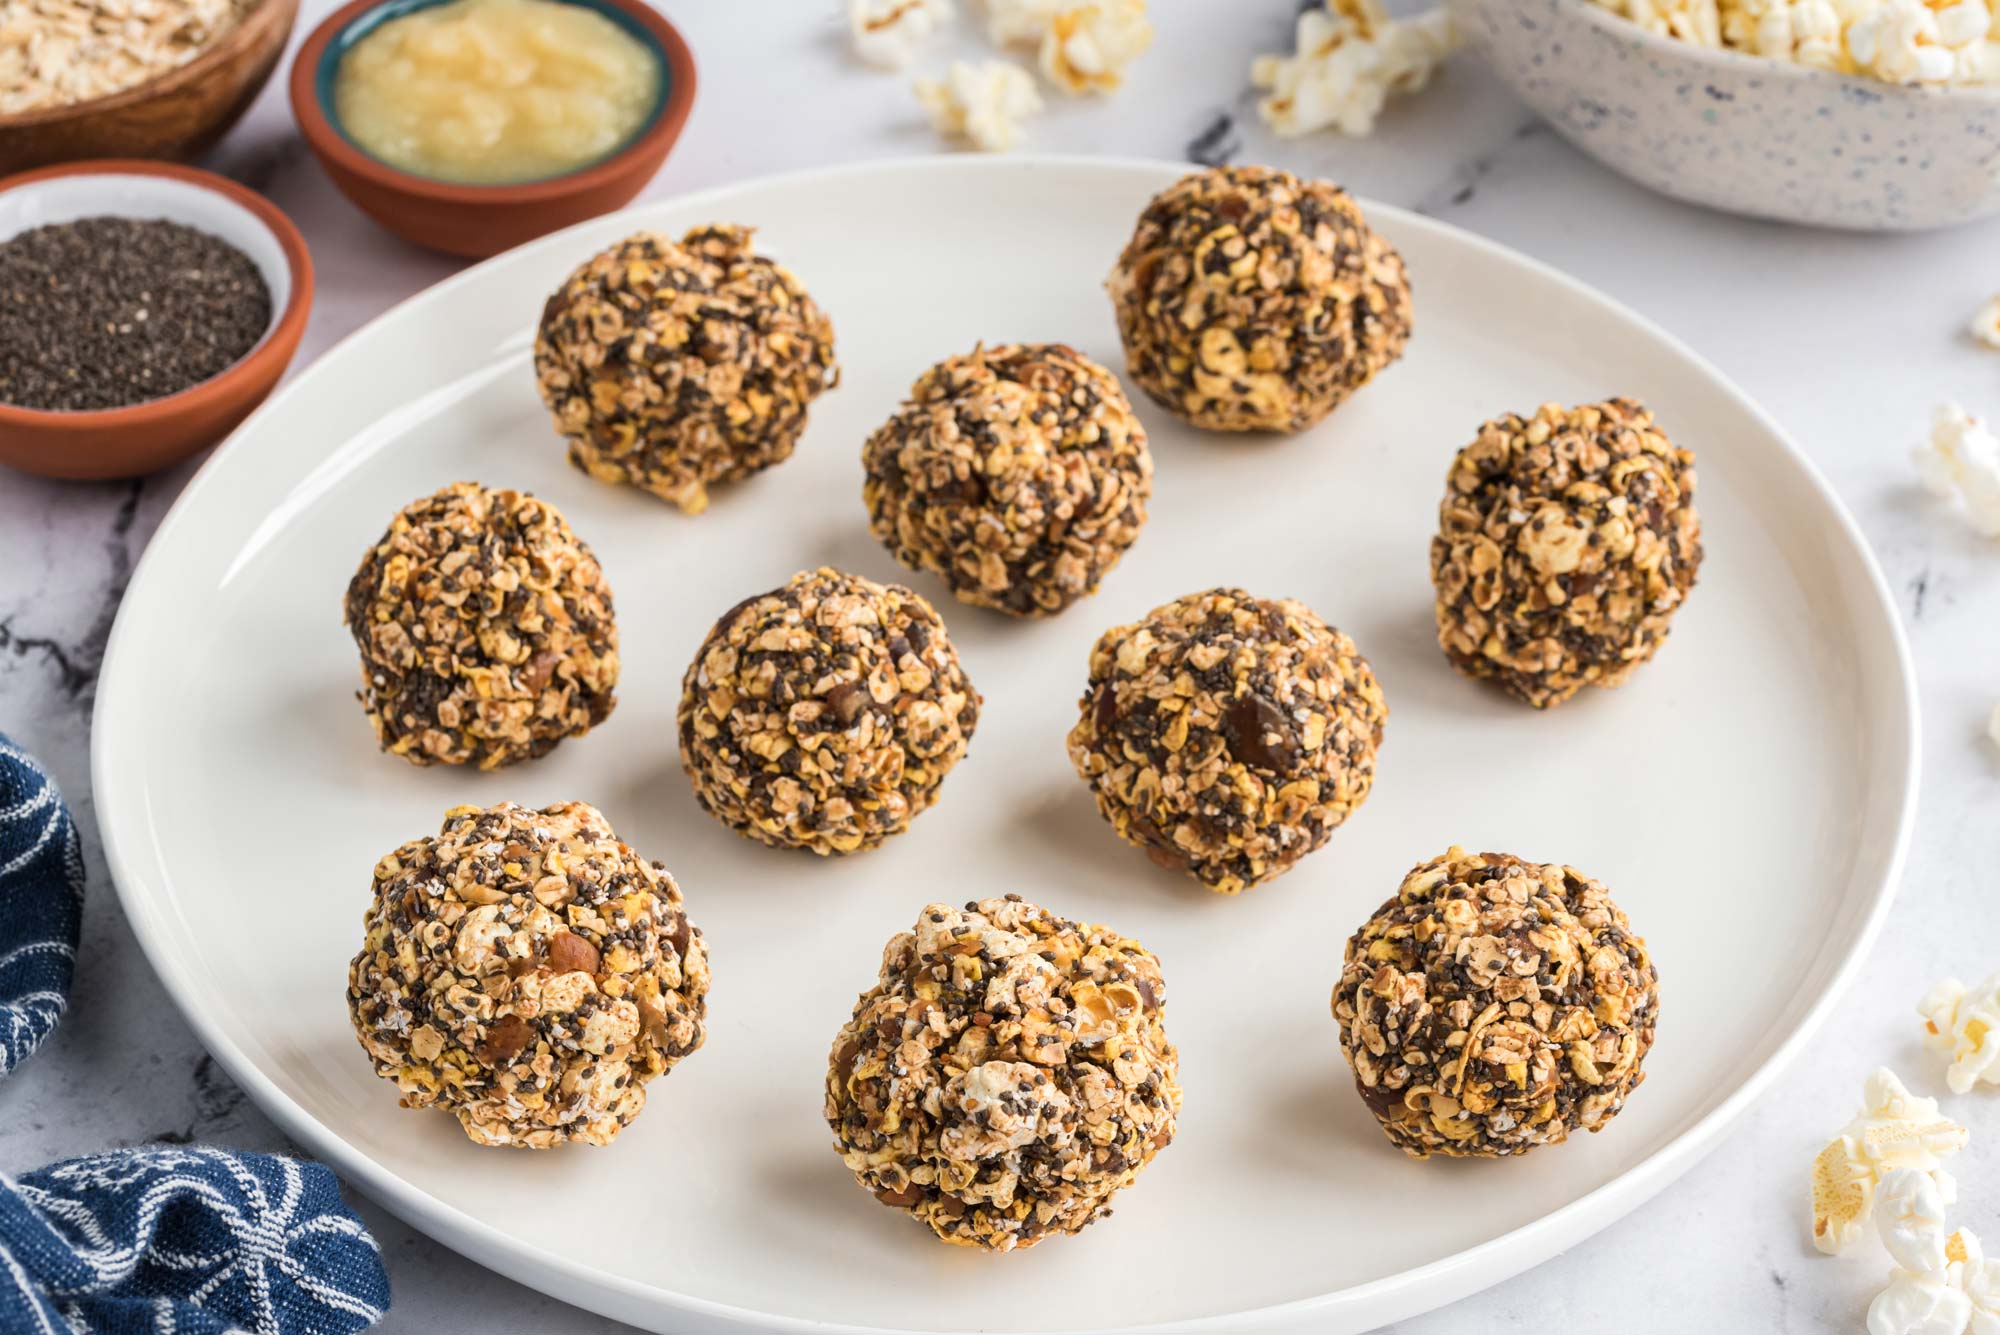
[824,895,1181,1250]
[343,481,617,769]
[1332,847,1659,1158]
[861,343,1153,616]
[1430,398,1703,710]
[678,568,981,855]
[1066,588,1387,893]
[347,801,708,1149]
[533,225,838,515]
[1104,165,1412,433]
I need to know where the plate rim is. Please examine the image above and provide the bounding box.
[91,153,1922,1335]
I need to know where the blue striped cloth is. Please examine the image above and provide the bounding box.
[0,734,391,1332]
[0,733,82,1077]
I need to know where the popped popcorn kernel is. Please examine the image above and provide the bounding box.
[916,59,1043,151]
[1913,403,2000,538]
[1812,1067,1968,1255]
[1970,295,2000,348]
[847,0,953,70]
[1039,0,1152,94]
[1868,1215,2000,1335]
[1919,974,2000,1094]
[1251,0,1459,138]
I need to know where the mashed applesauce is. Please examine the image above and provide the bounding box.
[333,0,659,185]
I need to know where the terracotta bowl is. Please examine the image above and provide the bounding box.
[291,0,697,258]
[0,0,300,175]
[0,161,314,482]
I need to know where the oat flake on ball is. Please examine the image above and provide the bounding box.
[678,567,981,855]
[1066,587,1387,894]
[347,801,709,1149]
[862,342,1153,617]
[343,481,618,769]
[1105,164,1411,434]
[533,224,838,515]
[1430,398,1702,710]
[824,895,1181,1251]
[1333,846,1658,1159]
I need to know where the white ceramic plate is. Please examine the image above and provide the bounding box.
[94,158,1919,1335]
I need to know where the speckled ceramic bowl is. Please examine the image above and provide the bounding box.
[1453,0,2000,230]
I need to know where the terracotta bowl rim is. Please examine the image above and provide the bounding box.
[0,0,302,131]
[0,159,316,431]
[289,0,698,206]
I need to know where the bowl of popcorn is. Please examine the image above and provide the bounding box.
[0,0,299,174]
[1452,0,2000,230]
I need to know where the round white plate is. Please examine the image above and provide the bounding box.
[94,157,1918,1335]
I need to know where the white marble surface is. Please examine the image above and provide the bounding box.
[2,2,1998,1331]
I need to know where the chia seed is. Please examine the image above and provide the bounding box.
[0,215,273,413]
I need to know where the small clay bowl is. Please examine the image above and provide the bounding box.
[291,0,696,258]
[0,0,300,175]
[0,161,314,482]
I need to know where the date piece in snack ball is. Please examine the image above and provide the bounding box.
[344,481,618,769]
[1067,588,1387,894]
[1333,846,1658,1159]
[678,567,981,856]
[347,801,708,1149]
[533,225,838,515]
[861,343,1153,617]
[825,895,1181,1251]
[1430,398,1703,710]
[1105,164,1411,434]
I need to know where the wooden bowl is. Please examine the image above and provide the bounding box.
[0,0,300,175]
[0,161,314,482]
[291,0,696,258]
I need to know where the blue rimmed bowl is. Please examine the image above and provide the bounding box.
[288,0,695,256]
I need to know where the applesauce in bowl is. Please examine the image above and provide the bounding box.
[330,0,661,185]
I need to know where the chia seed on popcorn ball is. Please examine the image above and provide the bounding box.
[533,225,839,515]
[347,801,709,1150]
[677,567,981,856]
[1333,847,1658,1160]
[1105,164,1412,434]
[1430,398,1703,710]
[861,342,1153,617]
[1066,588,1387,894]
[824,895,1181,1251]
[344,481,618,769]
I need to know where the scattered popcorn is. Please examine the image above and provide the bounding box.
[982,0,1061,44]
[1870,1225,2000,1335]
[1881,1167,1956,1274]
[915,59,1043,151]
[1921,975,2000,1094]
[1039,0,1152,93]
[1587,0,2000,86]
[1914,403,2000,539]
[1813,1068,1969,1255]
[848,0,953,70]
[1250,0,1460,138]
[1971,295,2000,348]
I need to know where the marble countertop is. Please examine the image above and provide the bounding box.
[3,2,1999,1331]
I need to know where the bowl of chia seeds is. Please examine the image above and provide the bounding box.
[0,159,313,480]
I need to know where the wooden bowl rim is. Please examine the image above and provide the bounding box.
[288,0,697,205]
[0,0,301,131]
[0,159,316,431]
